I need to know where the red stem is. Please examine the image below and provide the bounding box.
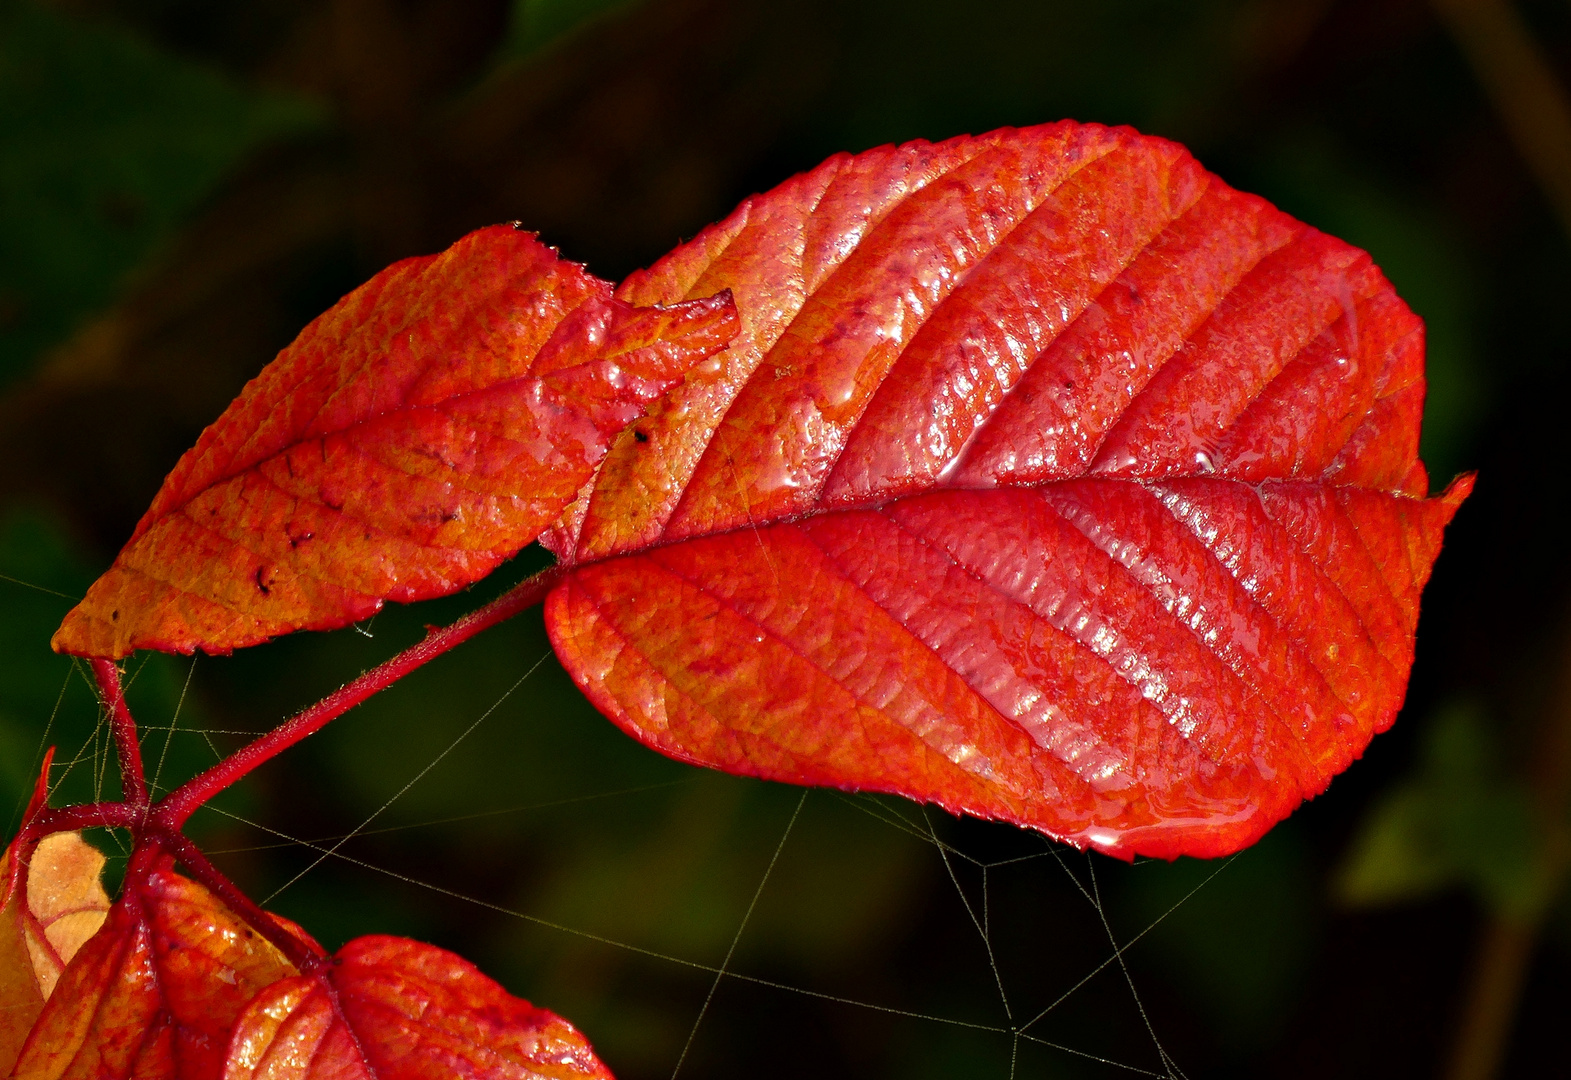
[9,800,134,889]
[155,565,565,828]
[10,567,564,973]
[4,801,140,911]
[29,801,141,836]
[92,659,148,816]
[151,828,326,972]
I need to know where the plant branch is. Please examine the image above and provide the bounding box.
[92,659,148,816]
[29,801,141,836]
[150,828,325,973]
[155,565,567,827]
[4,799,140,911]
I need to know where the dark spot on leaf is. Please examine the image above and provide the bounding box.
[634,429,650,443]
[254,568,271,596]
[111,610,119,621]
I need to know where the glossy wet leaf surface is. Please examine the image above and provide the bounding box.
[54,121,1467,860]
[540,122,1469,858]
[224,935,612,1080]
[53,227,737,658]
[8,857,298,1080]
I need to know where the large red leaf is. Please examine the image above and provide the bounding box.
[222,935,612,1080]
[8,859,301,1080]
[52,226,737,659]
[539,121,1470,859]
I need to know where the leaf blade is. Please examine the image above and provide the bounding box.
[542,121,1471,859]
[53,226,737,659]
[10,862,301,1080]
[223,936,612,1080]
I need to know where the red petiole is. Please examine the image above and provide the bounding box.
[92,658,148,816]
[17,564,565,965]
[158,564,564,827]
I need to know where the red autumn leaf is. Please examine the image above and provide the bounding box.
[9,856,303,1080]
[52,226,738,659]
[0,756,110,1075]
[52,120,1468,861]
[222,935,612,1080]
[4,832,112,1002]
[0,866,41,1077]
[538,121,1470,859]
[2,758,55,1074]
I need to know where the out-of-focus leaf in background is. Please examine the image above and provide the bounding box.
[496,0,641,63]
[0,0,320,389]
[1339,702,1548,921]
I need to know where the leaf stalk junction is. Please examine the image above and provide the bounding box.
[12,565,566,976]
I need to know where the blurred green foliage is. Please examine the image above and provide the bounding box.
[1122,828,1317,1054]
[498,0,640,62]
[1339,702,1552,922]
[0,0,320,387]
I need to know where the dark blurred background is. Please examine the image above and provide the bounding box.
[3,0,1570,1076]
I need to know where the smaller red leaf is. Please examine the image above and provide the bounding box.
[1,757,109,1075]
[0,860,44,1077]
[10,859,306,1080]
[9,832,111,1003]
[53,225,738,659]
[223,935,612,1080]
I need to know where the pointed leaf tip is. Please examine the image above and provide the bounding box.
[53,225,738,659]
[10,858,305,1080]
[541,120,1473,859]
[223,935,613,1080]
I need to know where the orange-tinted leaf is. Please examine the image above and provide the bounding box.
[541,121,1471,859]
[53,226,737,659]
[1,761,108,1073]
[0,856,43,1078]
[10,861,302,1080]
[13,833,111,1002]
[223,935,612,1080]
